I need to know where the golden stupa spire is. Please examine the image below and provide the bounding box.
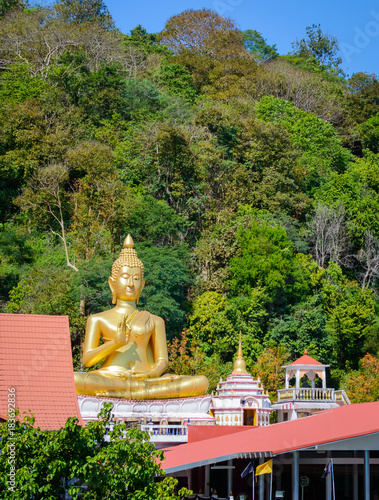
[232,332,249,374]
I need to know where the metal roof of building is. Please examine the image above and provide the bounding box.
[162,402,379,473]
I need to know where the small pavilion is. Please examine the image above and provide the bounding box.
[272,350,350,422]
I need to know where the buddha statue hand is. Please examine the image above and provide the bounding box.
[115,370,149,381]
[115,311,138,346]
[114,370,182,383]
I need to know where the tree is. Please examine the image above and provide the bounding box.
[151,124,196,213]
[203,57,258,102]
[243,29,278,63]
[0,0,25,18]
[257,96,354,193]
[254,59,345,124]
[123,25,168,57]
[154,63,197,103]
[342,353,379,403]
[229,220,294,302]
[50,52,127,123]
[347,72,379,124]
[319,263,376,369]
[268,294,330,363]
[191,213,246,295]
[187,291,236,358]
[158,9,246,58]
[127,24,157,45]
[187,289,266,368]
[0,225,33,307]
[227,118,310,216]
[137,244,192,338]
[65,141,132,258]
[315,154,379,244]
[356,231,379,290]
[0,403,189,499]
[53,0,115,30]
[124,193,189,247]
[0,8,79,77]
[253,344,290,401]
[16,163,78,271]
[168,330,224,392]
[307,203,352,269]
[291,24,343,74]
[0,7,125,77]
[356,115,379,154]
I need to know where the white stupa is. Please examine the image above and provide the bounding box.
[211,334,272,426]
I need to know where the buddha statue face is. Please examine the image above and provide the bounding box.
[108,235,145,304]
[109,265,145,303]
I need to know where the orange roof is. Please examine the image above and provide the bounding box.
[290,349,322,366]
[162,402,379,472]
[0,314,84,430]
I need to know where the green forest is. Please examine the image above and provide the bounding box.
[1,0,379,404]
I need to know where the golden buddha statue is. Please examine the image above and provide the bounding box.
[74,235,209,400]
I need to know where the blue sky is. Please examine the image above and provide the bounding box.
[105,0,379,77]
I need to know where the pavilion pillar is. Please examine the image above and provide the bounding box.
[204,465,210,496]
[295,370,300,388]
[227,459,233,497]
[292,451,299,500]
[364,450,370,500]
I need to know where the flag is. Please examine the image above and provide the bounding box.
[241,460,254,478]
[256,459,273,476]
[321,460,332,479]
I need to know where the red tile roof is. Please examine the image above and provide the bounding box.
[290,349,322,366]
[0,314,84,430]
[162,402,379,472]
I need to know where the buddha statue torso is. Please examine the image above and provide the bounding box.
[93,310,155,374]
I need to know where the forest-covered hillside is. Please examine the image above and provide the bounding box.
[1,0,379,402]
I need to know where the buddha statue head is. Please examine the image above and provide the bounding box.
[109,235,145,304]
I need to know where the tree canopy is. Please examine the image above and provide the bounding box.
[158,8,246,58]
[1,3,379,403]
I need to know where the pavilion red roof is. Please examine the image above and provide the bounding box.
[290,349,322,366]
[162,402,379,473]
[0,313,84,430]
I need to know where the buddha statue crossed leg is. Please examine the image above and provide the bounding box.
[74,235,209,400]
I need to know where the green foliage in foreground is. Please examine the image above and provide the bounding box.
[0,403,188,500]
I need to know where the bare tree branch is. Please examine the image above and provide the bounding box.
[356,231,379,290]
[308,203,353,268]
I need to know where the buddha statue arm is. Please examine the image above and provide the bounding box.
[82,316,126,368]
[145,316,169,378]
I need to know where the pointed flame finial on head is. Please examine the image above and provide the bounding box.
[111,234,144,280]
[232,331,249,375]
[124,234,134,249]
